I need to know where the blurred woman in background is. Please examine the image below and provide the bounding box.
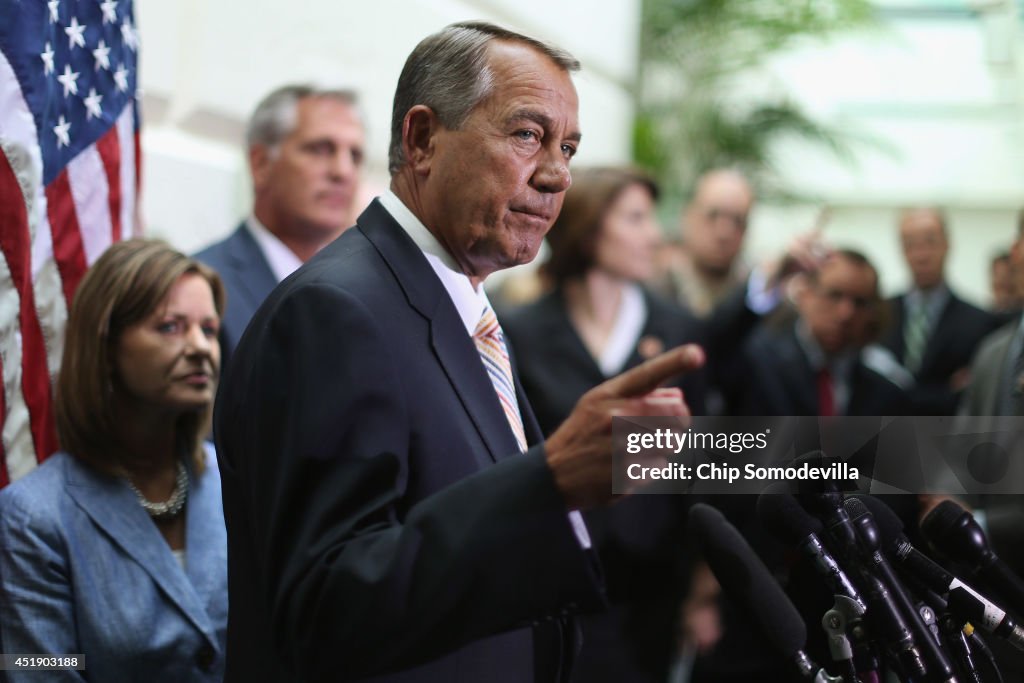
[0,239,228,682]
[504,165,706,433]
[503,166,705,683]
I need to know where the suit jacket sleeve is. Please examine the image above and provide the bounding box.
[0,489,86,683]
[218,281,602,681]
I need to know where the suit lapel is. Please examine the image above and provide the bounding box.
[782,327,819,415]
[183,458,227,645]
[508,344,544,447]
[357,200,521,463]
[226,224,278,316]
[889,297,908,359]
[918,295,957,375]
[64,459,219,649]
[544,291,605,382]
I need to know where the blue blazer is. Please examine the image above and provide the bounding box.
[193,222,278,371]
[0,448,228,682]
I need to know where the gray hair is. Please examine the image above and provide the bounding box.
[246,84,360,151]
[388,21,580,174]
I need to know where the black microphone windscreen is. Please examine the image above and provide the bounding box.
[688,503,807,658]
[921,500,969,540]
[757,491,823,545]
[843,496,869,520]
[851,495,905,546]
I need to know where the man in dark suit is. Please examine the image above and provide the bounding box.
[693,251,909,683]
[215,22,701,683]
[881,207,999,415]
[194,85,365,368]
[738,248,909,417]
[963,212,1024,417]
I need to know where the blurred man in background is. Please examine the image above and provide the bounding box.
[989,251,1020,314]
[880,207,999,415]
[656,169,755,317]
[963,211,1024,417]
[736,249,908,416]
[195,84,365,368]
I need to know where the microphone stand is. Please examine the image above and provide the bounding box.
[937,613,982,683]
[803,491,926,681]
[821,595,864,683]
[965,631,1004,683]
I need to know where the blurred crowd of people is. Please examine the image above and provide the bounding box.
[1,19,1023,683]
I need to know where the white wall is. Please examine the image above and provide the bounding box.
[133,0,643,253]
[746,4,1024,306]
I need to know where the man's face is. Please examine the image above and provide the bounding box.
[899,210,948,290]
[419,42,580,282]
[1011,233,1024,301]
[685,172,753,274]
[800,256,878,356]
[991,258,1014,310]
[251,96,365,242]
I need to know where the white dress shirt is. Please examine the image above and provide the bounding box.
[245,215,303,283]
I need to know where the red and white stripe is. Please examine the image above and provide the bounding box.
[0,54,140,486]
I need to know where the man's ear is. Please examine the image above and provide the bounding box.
[249,145,273,191]
[402,105,441,175]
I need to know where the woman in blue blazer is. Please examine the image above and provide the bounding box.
[0,240,228,682]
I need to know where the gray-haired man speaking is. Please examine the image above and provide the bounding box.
[216,22,701,682]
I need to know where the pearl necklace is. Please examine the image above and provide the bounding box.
[125,461,188,520]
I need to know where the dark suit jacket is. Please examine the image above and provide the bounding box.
[215,200,605,683]
[503,289,705,683]
[882,291,1000,415]
[502,288,707,436]
[193,223,278,371]
[739,323,911,417]
[961,319,1018,416]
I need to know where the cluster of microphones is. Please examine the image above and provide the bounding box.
[688,452,1024,683]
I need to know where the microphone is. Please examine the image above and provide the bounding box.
[845,497,959,683]
[687,503,841,683]
[759,491,870,681]
[856,494,1024,654]
[798,469,927,679]
[759,491,866,613]
[922,500,1024,618]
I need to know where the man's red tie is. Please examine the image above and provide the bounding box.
[817,368,836,417]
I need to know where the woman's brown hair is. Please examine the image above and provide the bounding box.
[55,239,226,475]
[542,166,659,286]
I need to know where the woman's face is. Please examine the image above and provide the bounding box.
[114,273,220,415]
[593,183,661,282]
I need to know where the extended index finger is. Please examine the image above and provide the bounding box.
[597,344,705,399]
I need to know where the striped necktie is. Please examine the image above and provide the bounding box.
[903,299,930,375]
[474,306,528,452]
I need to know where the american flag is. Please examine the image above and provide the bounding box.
[0,0,141,486]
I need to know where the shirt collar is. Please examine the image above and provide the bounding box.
[795,319,856,378]
[907,282,950,317]
[245,215,304,283]
[378,190,490,335]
